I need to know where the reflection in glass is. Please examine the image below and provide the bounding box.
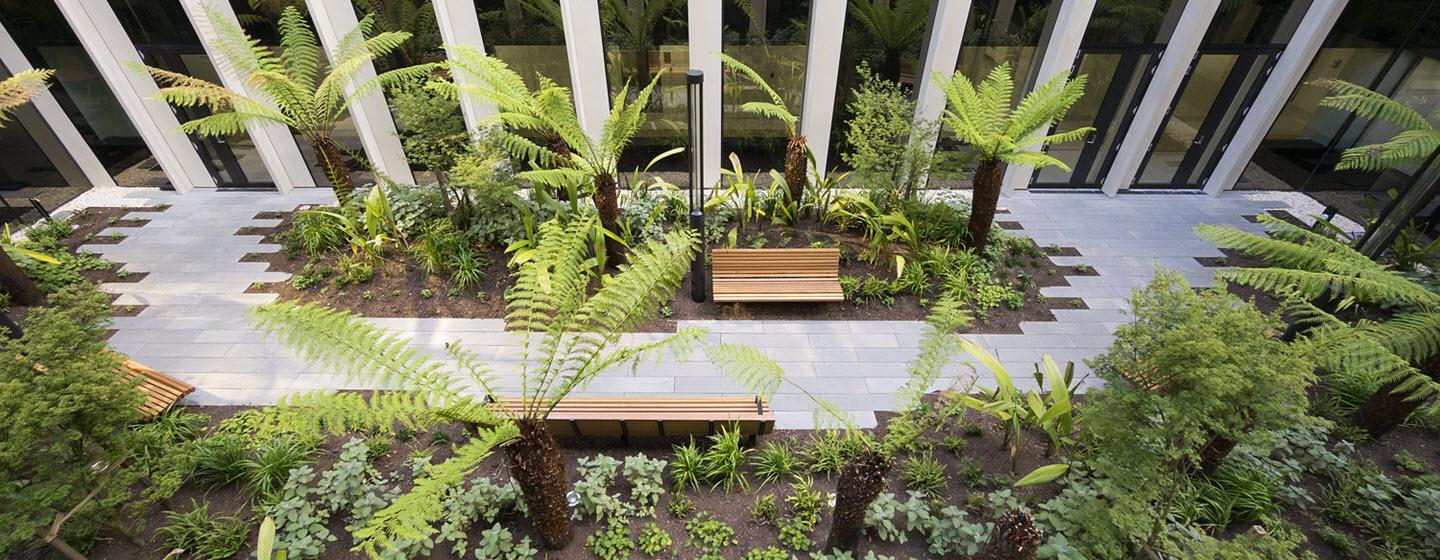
[599,0,688,168]
[0,74,94,224]
[475,0,572,92]
[722,0,808,167]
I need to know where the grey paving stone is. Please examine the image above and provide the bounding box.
[806,333,900,348]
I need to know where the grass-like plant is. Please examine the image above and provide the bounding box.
[157,501,250,560]
[901,454,948,497]
[698,424,752,491]
[249,214,704,551]
[137,6,437,203]
[753,441,803,485]
[191,434,250,488]
[933,62,1090,254]
[240,436,317,504]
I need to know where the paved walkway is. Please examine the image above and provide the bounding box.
[73,188,1284,428]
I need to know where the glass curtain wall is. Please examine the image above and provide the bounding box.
[1134,0,1307,189]
[0,63,93,224]
[825,0,925,173]
[1032,0,1177,189]
[599,0,688,170]
[0,2,157,187]
[111,0,278,188]
[474,0,571,91]
[1248,0,1440,221]
[722,0,809,171]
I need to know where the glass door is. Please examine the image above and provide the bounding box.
[1134,46,1279,188]
[136,46,274,189]
[1031,46,1161,189]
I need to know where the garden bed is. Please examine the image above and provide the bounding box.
[242,208,1093,334]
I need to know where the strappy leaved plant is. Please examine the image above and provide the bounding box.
[446,46,667,264]
[705,298,977,553]
[934,62,1090,254]
[0,68,56,307]
[1196,216,1440,437]
[716,52,809,205]
[250,214,702,551]
[137,6,437,203]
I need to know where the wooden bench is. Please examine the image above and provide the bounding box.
[116,359,195,419]
[711,248,844,303]
[487,396,774,444]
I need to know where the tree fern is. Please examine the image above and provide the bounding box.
[136,6,436,202]
[716,52,809,203]
[0,68,54,124]
[1312,79,1440,171]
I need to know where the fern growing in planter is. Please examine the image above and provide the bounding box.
[249,215,701,552]
[706,297,978,553]
[716,52,808,205]
[1196,216,1440,437]
[137,6,436,203]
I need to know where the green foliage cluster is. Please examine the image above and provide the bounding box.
[636,521,672,555]
[778,477,825,551]
[585,520,635,560]
[671,426,751,491]
[684,511,737,559]
[753,441,804,484]
[573,454,666,522]
[863,490,989,555]
[157,501,249,560]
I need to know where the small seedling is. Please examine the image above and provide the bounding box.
[420,288,434,299]
[660,305,673,318]
[1393,450,1428,474]
[390,289,401,297]
[429,428,451,446]
[668,493,695,519]
[106,216,119,225]
[959,420,984,437]
[475,290,488,303]
[249,282,266,291]
[447,286,461,299]
[361,290,374,300]
[116,270,132,280]
[1074,263,1088,273]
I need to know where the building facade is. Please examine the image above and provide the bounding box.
[1,0,1433,223]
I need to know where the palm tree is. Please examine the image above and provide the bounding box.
[1196,216,1440,438]
[137,6,436,203]
[250,215,701,551]
[0,68,57,307]
[716,53,807,204]
[848,0,930,83]
[447,47,666,263]
[934,62,1091,254]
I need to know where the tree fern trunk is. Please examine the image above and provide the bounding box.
[593,171,625,265]
[1196,433,1238,476]
[1352,353,1438,438]
[0,250,45,307]
[825,450,890,552]
[966,159,1003,254]
[784,135,808,205]
[544,129,573,201]
[504,420,572,549]
[312,137,355,205]
[977,508,1043,560]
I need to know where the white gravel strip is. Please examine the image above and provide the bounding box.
[1240,191,1367,233]
[52,186,163,219]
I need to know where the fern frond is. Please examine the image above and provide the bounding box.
[0,68,53,124]
[1313,79,1432,131]
[704,343,785,400]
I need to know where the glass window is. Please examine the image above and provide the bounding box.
[0,2,157,186]
[723,0,809,168]
[0,67,94,225]
[599,0,689,170]
[474,0,572,92]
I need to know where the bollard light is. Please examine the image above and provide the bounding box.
[686,69,706,303]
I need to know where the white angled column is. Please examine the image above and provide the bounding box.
[53,0,215,192]
[910,0,972,181]
[688,0,722,191]
[433,0,495,134]
[180,1,313,192]
[1206,0,1349,196]
[798,0,847,175]
[1101,0,1220,196]
[0,20,116,189]
[1000,0,1095,194]
[559,0,610,142]
[304,0,415,184]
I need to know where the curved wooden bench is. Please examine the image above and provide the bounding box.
[117,359,195,419]
[488,396,774,444]
[711,248,844,302]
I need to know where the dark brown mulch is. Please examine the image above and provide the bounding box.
[243,210,1096,334]
[13,206,165,318]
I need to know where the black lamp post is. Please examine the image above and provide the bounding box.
[686,69,706,303]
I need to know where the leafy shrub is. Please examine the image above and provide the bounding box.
[864,491,905,542]
[474,523,537,560]
[779,476,825,551]
[286,210,345,258]
[667,493,695,519]
[684,511,737,557]
[925,506,991,556]
[446,247,489,290]
[636,522,672,555]
[334,255,374,287]
[289,262,331,290]
[741,546,792,560]
[585,520,635,560]
[265,466,335,559]
[805,430,862,475]
[624,454,668,517]
[750,493,779,525]
[574,454,626,522]
[157,501,249,560]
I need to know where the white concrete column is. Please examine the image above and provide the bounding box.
[1000,0,1095,193]
[53,0,215,192]
[559,0,610,142]
[304,0,416,184]
[432,0,495,134]
[688,0,722,191]
[0,20,117,189]
[911,0,972,167]
[798,0,848,175]
[181,1,313,192]
[1101,0,1220,196]
[1206,0,1349,196]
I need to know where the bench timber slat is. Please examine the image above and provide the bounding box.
[118,359,195,419]
[488,396,774,444]
[711,248,844,303]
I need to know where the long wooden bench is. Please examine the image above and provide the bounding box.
[711,248,844,303]
[487,396,774,444]
[116,359,195,419]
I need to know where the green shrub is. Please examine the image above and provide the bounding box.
[474,523,537,560]
[750,493,779,525]
[901,454,947,496]
[670,438,704,491]
[242,435,318,504]
[684,511,736,557]
[585,520,635,560]
[753,441,802,485]
[192,433,249,487]
[157,501,250,560]
[636,522,672,555]
[667,493,695,519]
[699,424,751,491]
